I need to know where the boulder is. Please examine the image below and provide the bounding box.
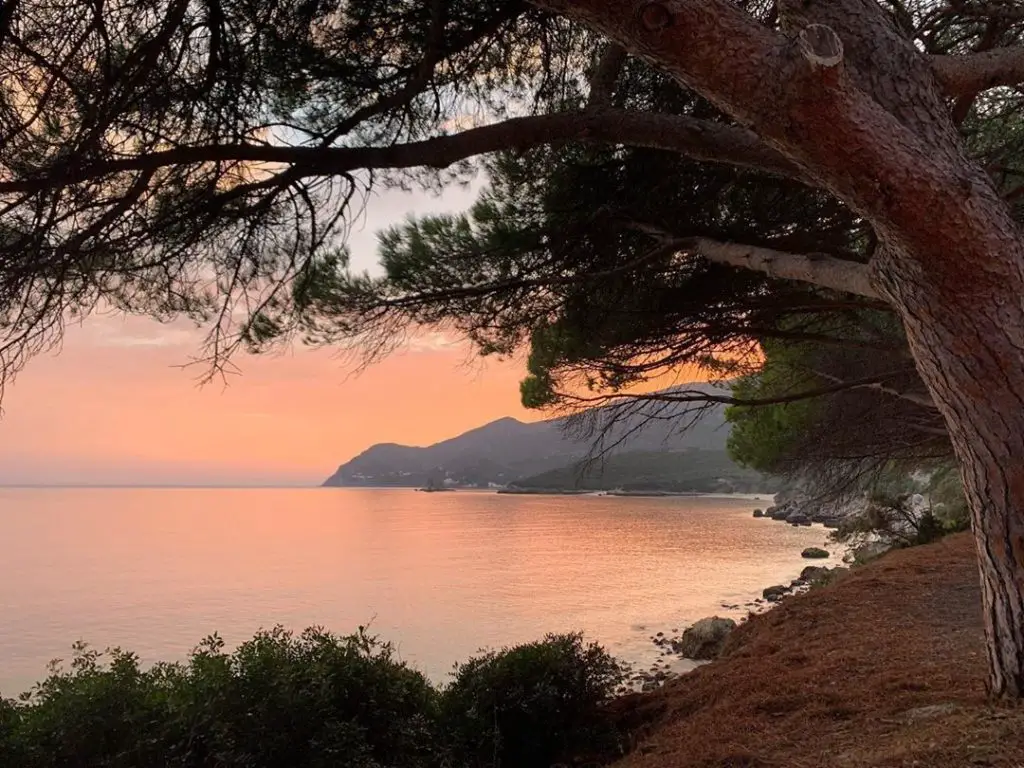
[673,616,737,660]
[801,547,830,559]
[786,512,812,526]
[752,508,765,518]
[848,540,892,564]
[799,565,831,582]
[798,565,831,581]
[762,585,790,602]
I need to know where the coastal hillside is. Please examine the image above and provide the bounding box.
[615,533,1021,767]
[322,385,733,487]
[509,449,778,494]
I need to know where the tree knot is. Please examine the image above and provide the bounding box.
[798,23,843,69]
[638,2,672,32]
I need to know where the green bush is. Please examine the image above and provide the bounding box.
[927,466,971,533]
[0,629,631,768]
[1,627,441,768]
[440,633,626,768]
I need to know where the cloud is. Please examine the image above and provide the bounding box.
[83,315,201,349]
[98,330,197,348]
[406,331,459,353]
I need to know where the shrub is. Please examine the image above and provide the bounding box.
[809,464,969,557]
[927,466,971,533]
[832,472,969,553]
[0,629,633,768]
[1,627,441,768]
[440,632,627,768]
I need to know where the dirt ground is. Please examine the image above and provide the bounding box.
[609,533,1024,768]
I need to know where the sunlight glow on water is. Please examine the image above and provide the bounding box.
[0,488,833,694]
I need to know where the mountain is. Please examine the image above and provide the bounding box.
[322,384,739,488]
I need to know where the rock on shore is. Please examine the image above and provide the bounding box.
[762,584,790,602]
[672,617,737,660]
[801,547,830,559]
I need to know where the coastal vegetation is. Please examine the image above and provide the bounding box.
[0,630,626,768]
[507,449,777,494]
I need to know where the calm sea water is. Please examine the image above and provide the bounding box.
[0,488,833,695]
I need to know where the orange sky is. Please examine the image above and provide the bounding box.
[0,184,555,486]
[0,316,539,486]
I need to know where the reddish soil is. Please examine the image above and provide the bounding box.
[611,533,1024,767]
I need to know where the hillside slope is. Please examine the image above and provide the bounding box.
[615,533,1021,768]
[510,449,776,493]
[323,385,732,487]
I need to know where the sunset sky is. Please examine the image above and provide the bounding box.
[0,184,547,487]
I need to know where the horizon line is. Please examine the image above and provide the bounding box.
[0,483,324,490]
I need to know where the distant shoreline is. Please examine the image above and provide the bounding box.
[0,484,319,490]
[323,485,777,500]
[0,486,777,501]
[498,487,776,499]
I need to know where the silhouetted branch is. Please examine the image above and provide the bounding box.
[0,110,803,197]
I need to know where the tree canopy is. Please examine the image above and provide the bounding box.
[0,0,1019,387]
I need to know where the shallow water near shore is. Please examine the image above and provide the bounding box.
[0,487,834,694]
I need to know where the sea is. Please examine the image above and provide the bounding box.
[0,487,834,696]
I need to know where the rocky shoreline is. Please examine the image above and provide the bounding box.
[620,518,849,694]
[754,500,846,528]
[749,482,883,529]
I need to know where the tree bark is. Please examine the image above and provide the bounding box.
[873,237,1024,700]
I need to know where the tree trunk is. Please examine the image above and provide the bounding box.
[874,240,1024,699]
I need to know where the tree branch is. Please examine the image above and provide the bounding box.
[563,373,921,409]
[627,222,879,299]
[811,368,938,410]
[317,3,520,146]
[943,1,1024,23]
[534,0,785,129]
[372,239,678,310]
[0,109,802,196]
[931,46,1024,96]
[693,238,878,299]
[686,238,878,299]
[950,16,1006,124]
